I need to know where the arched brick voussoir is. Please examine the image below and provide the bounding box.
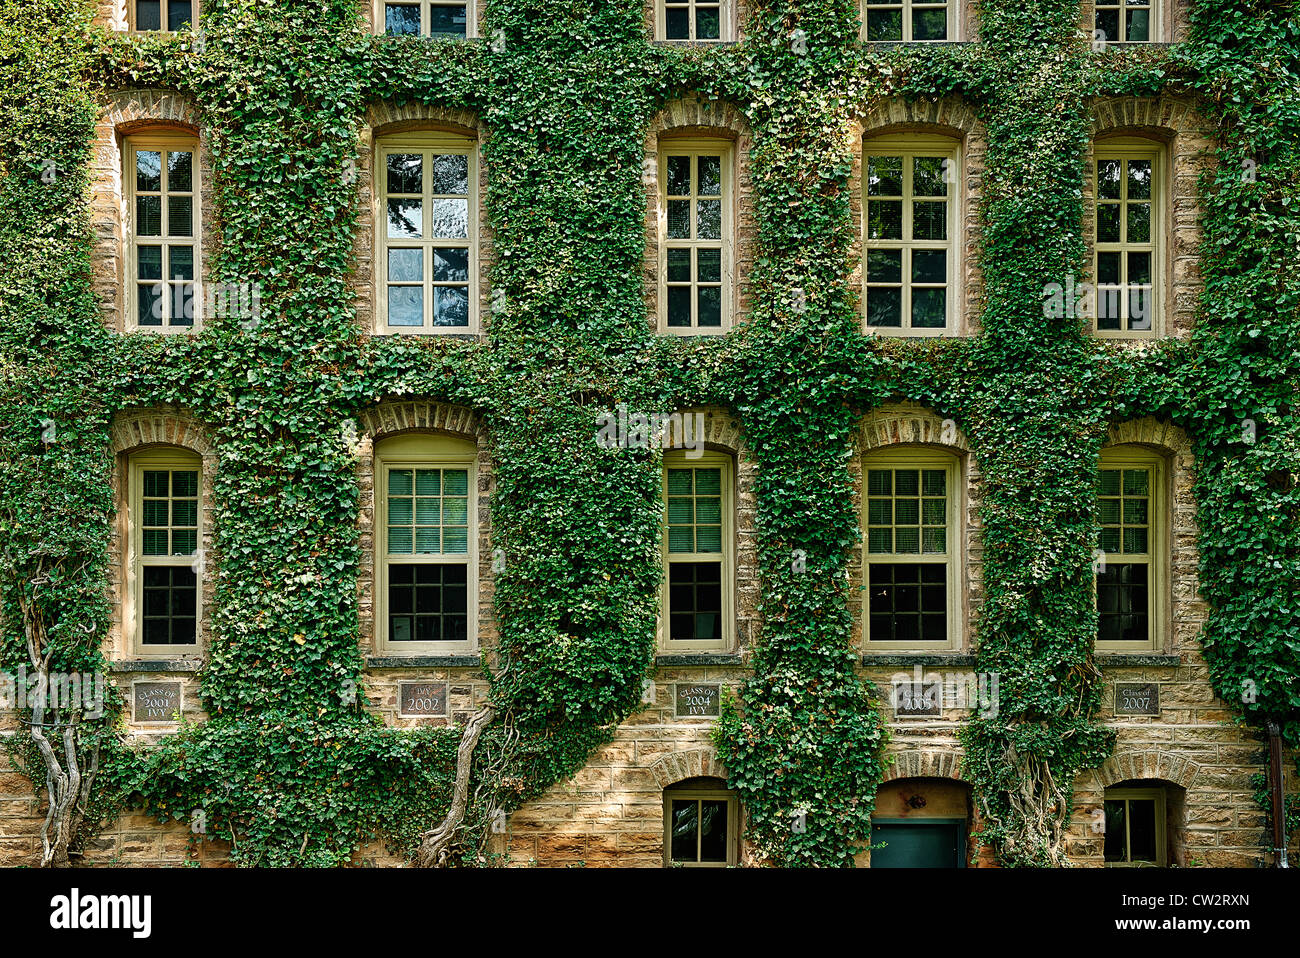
[110,406,214,457]
[649,748,730,788]
[359,400,483,442]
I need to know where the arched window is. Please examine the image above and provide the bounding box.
[130,0,194,31]
[862,446,961,649]
[662,449,733,650]
[126,447,202,655]
[657,138,734,334]
[374,433,478,652]
[1096,444,1165,650]
[378,0,474,37]
[1092,136,1165,338]
[375,131,478,333]
[663,778,739,867]
[862,0,956,41]
[863,133,961,336]
[125,132,201,331]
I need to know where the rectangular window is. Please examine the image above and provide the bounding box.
[658,0,728,40]
[132,0,194,31]
[376,436,477,652]
[659,142,732,334]
[1094,0,1155,43]
[864,137,959,335]
[127,137,200,331]
[863,451,960,650]
[130,453,202,655]
[381,0,473,37]
[662,452,732,650]
[664,787,739,866]
[1096,451,1161,650]
[1093,141,1162,337]
[379,135,477,333]
[862,0,953,41]
[1103,789,1166,866]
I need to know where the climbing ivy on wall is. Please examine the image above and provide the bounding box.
[0,0,1296,867]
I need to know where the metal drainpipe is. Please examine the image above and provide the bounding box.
[1266,719,1289,868]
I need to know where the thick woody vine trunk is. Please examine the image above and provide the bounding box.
[16,573,100,867]
[985,742,1071,867]
[416,705,498,867]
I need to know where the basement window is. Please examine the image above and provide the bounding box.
[130,0,194,31]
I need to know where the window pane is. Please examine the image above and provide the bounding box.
[696,199,721,240]
[912,7,948,40]
[696,248,721,283]
[1097,204,1121,243]
[867,249,902,283]
[385,4,422,35]
[1097,251,1121,285]
[867,200,903,240]
[1103,800,1126,861]
[1128,798,1158,861]
[911,249,946,284]
[695,6,721,40]
[1126,8,1150,42]
[667,200,691,239]
[866,287,901,326]
[430,198,469,239]
[166,0,192,30]
[432,154,469,195]
[1127,159,1152,199]
[138,282,163,326]
[698,799,728,861]
[138,245,163,281]
[913,201,947,241]
[387,199,423,239]
[167,196,192,237]
[136,0,161,30]
[698,155,721,196]
[866,8,902,40]
[667,248,691,283]
[666,155,691,196]
[912,156,948,196]
[388,247,423,282]
[387,153,422,194]
[434,247,469,282]
[136,195,162,236]
[912,287,946,328]
[428,4,468,36]
[167,151,193,191]
[670,800,698,861]
[1128,251,1151,285]
[434,286,470,327]
[388,286,424,326]
[867,156,903,196]
[665,7,689,39]
[697,286,721,327]
[1097,159,1122,200]
[1126,203,1150,243]
[667,285,691,327]
[1095,8,1119,42]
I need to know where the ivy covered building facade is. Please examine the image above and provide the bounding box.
[0,0,1297,869]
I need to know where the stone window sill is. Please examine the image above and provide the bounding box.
[364,655,481,668]
[862,653,977,667]
[109,659,203,672]
[1096,654,1181,668]
[655,653,746,667]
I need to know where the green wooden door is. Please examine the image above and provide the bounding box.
[870,819,967,868]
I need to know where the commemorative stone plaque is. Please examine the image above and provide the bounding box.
[675,683,720,717]
[399,681,448,717]
[1114,682,1160,716]
[892,680,942,717]
[134,682,182,724]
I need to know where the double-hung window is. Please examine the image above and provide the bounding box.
[1093,138,1163,337]
[659,140,732,334]
[127,135,200,331]
[380,0,473,37]
[1094,0,1157,43]
[130,0,194,31]
[128,449,202,655]
[375,434,477,652]
[378,133,477,333]
[1096,446,1163,650]
[863,448,960,649]
[662,451,732,650]
[863,135,959,335]
[862,0,954,40]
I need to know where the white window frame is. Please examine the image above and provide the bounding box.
[860,0,958,42]
[125,133,202,333]
[657,138,734,335]
[374,433,478,654]
[656,0,734,41]
[660,450,734,652]
[375,0,477,38]
[375,131,479,335]
[862,446,962,651]
[1092,137,1165,339]
[126,448,203,657]
[863,133,961,337]
[1095,445,1165,652]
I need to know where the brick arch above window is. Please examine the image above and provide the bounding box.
[358,399,483,444]
[649,747,729,788]
[858,402,972,455]
[1088,750,1202,791]
[660,406,746,457]
[1105,416,1192,459]
[880,750,967,783]
[110,405,214,458]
